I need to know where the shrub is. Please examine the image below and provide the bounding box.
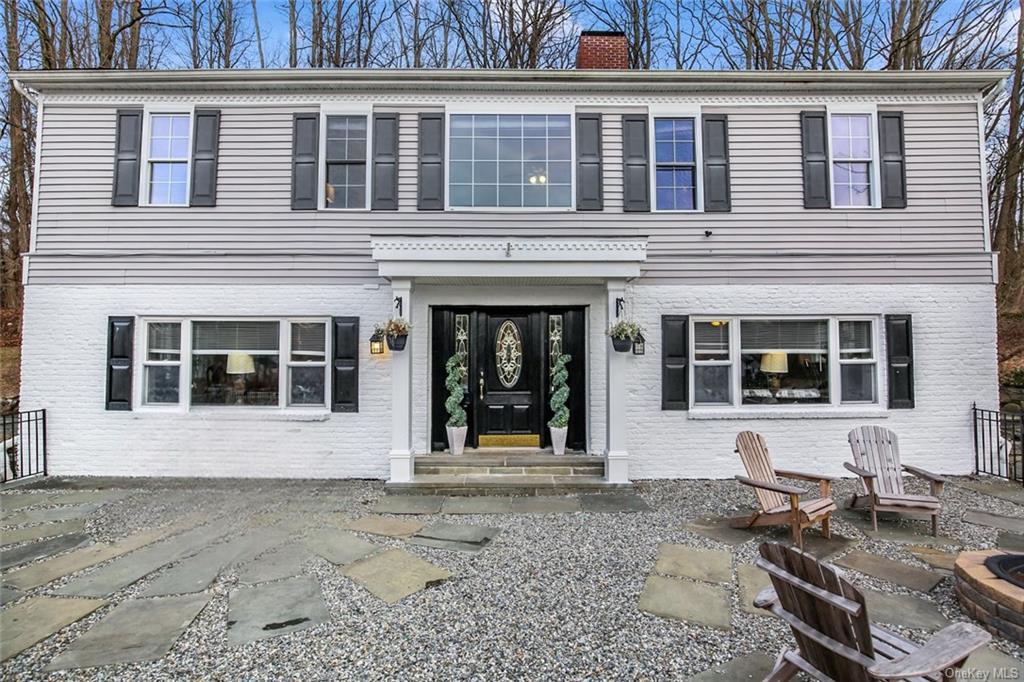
[548,353,571,429]
[445,353,467,428]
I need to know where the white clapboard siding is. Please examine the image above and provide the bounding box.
[30,99,990,285]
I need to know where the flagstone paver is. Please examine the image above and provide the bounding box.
[579,494,651,513]
[684,516,762,546]
[227,576,328,645]
[1,519,87,547]
[0,596,107,662]
[956,478,1024,506]
[998,532,1024,552]
[1,532,92,569]
[3,503,102,527]
[963,509,1024,534]
[58,522,232,597]
[736,563,772,616]
[907,545,957,572]
[237,544,312,585]
[1,491,57,512]
[654,544,732,584]
[638,575,731,629]
[511,496,581,514]
[45,593,212,670]
[835,550,943,592]
[408,522,501,553]
[3,517,204,590]
[303,529,378,565]
[1,585,23,606]
[345,516,424,538]
[964,646,1024,678]
[45,490,132,506]
[838,509,954,546]
[370,496,444,515]
[789,533,858,561]
[689,652,775,681]
[440,496,514,514]
[342,548,452,603]
[862,588,948,631]
[141,530,289,597]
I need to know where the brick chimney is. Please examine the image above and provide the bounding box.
[576,31,630,69]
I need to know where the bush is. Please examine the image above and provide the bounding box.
[444,353,467,428]
[548,353,571,429]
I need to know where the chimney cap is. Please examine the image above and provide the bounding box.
[580,30,626,37]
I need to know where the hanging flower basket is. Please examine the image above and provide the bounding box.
[386,334,408,351]
[608,320,643,353]
[377,318,411,352]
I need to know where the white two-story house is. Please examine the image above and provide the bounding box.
[11,33,1006,486]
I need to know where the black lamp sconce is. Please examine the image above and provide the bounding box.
[369,330,385,355]
[632,333,646,355]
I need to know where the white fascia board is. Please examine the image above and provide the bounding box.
[377,261,642,279]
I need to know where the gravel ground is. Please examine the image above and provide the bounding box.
[1,476,1022,681]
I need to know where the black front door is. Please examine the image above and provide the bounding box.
[476,311,542,446]
[430,306,587,452]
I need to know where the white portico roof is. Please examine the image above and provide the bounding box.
[371,237,647,280]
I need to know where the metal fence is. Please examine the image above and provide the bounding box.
[1,409,47,484]
[973,403,1023,485]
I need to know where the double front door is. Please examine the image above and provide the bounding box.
[430,307,586,452]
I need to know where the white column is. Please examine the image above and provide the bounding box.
[389,278,414,482]
[605,279,630,483]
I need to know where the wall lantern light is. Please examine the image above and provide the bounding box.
[632,333,646,355]
[369,331,385,355]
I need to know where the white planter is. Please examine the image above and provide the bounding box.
[550,426,568,455]
[446,425,467,456]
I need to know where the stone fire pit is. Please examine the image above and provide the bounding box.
[955,549,1024,644]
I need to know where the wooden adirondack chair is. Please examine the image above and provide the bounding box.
[845,426,946,537]
[732,431,837,549]
[754,542,990,681]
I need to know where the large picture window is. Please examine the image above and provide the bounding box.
[146,113,191,205]
[138,318,330,410]
[687,316,879,409]
[448,114,572,208]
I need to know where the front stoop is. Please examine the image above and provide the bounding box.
[386,450,631,496]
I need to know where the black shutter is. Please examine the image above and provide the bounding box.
[575,113,603,210]
[800,111,831,209]
[885,314,914,409]
[702,114,731,212]
[189,109,221,207]
[879,111,907,209]
[106,317,134,410]
[622,114,650,212]
[291,112,319,210]
[331,316,359,412]
[662,315,689,410]
[372,113,398,210]
[418,113,444,210]
[111,109,143,206]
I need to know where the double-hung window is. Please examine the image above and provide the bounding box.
[653,117,698,210]
[686,316,880,409]
[324,115,368,209]
[448,114,572,208]
[829,112,877,208]
[146,113,191,205]
[140,319,329,410]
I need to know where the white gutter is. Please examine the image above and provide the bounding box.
[10,77,39,105]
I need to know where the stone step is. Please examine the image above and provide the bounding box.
[386,474,630,497]
[416,453,604,477]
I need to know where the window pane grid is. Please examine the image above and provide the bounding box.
[148,114,190,206]
[325,115,367,209]
[449,114,571,208]
[830,113,872,207]
[654,117,696,211]
[144,322,181,405]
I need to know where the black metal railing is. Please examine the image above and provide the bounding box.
[973,403,1024,485]
[1,409,47,484]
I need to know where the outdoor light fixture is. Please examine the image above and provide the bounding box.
[369,331,385,355]
[632,333,646,355]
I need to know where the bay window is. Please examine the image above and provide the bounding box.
[687,316,880,409]
[448,113,572,208]
[138,318,330,410]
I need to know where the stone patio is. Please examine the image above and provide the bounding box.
[1,477,1021,678]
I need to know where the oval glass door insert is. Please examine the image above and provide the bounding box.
[495,320,523,388]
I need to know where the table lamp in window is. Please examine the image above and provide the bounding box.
[226,352,255,404]
[760,351,789,395]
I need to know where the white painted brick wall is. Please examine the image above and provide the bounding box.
[20,282,998,479]
[625,283,1000,478]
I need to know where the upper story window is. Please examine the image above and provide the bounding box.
[654,117,697,210]
[829,112,877,208]
[448,114,572,208]
[146,113,191,205]
[324,115,368,209]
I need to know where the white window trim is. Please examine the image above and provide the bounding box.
[826,104,882,209]
[649,106,703,213]
[443,105,577,212]
[836,317,881,405]
[139,105,196,208]
[319,105,373,211]
[687,315,884,411]
[134,316,332,413]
